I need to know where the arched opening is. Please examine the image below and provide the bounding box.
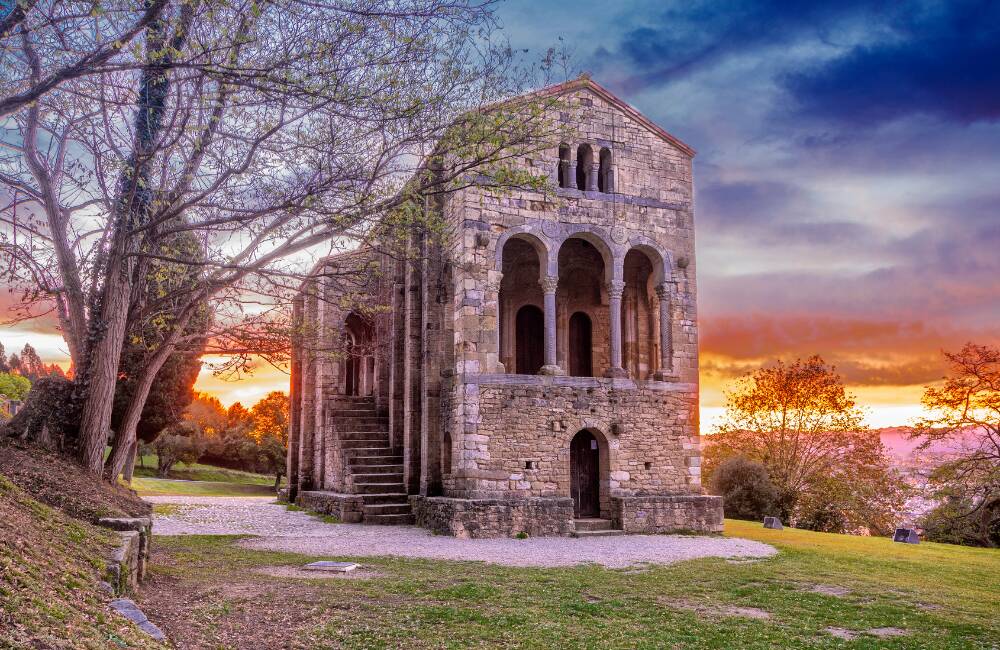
[598,147,613,193]
[557,143,571,188]
[576,144,593,190]
[515,305,544,374]
[343,312,375,396]
[570,429,600,518]
[499,236,544,373]
[622,249,657,380]
[557,236,609,376]
[568,312,592,377]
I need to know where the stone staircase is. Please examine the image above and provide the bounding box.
[571,518,623,538]
[336,396,414,525]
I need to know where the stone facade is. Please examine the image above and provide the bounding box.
[288,77,722,537]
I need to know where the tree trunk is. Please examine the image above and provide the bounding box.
[77,4,196,472]
[103,305,197,481]
[122,439,139,483]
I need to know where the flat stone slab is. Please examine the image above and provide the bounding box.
[303,561,359,573]
[110,598,166,641]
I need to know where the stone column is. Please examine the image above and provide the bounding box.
[653,282,676,380]
[538,276,564,375]
[567,161,578,190]
[588,162,600,192]
[604,280,628,378]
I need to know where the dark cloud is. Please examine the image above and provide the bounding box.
[784,1,1000,125]
[598,0,883,93]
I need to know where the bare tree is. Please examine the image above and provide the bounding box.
[2,0,563,478]
[0,0,169,118]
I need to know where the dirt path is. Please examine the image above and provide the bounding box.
[147,495,775,568]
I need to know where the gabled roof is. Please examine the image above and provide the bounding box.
[536,76,696,158]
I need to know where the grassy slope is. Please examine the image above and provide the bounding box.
[141,522,999,649]
[0,476,161,649]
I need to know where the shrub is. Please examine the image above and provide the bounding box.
[710,456,779,521]
[919,497,1000,548]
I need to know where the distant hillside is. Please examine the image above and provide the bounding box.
[878,427,978,464]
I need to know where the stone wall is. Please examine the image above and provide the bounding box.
[297,490,364,523]
[611,495,723,534]
[445,375,702,506]
[98,517,152,596]
[411,495,574,538]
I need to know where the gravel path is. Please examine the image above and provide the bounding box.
[146,495,776,569]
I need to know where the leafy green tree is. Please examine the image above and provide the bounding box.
[0,372,31,400]
[152,422,205,477]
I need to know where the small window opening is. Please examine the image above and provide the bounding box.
[557,144,571,188]
[598,147,613,193]
[576,144,593,190]
[644,462,652,470]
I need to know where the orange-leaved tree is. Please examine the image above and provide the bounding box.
[249,392,290,490]
[912,343,1000,547]
[705,356,905,534]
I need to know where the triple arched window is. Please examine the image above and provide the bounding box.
[557,143,614,193]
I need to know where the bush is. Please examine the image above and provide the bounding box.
[152,423,206,477]
[919,497,1000,548]
[710,456,779,521]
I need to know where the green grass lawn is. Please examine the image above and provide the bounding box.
[139,521,1000,648]
[132,454,279,486]
[122,452,282,497]
[129,476,277,497]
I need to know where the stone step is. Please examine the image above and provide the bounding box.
[354,482,406,495]
[352,472,403,484]
[358,492,410,505]
[572,529,625,538]
[326,391,375,405]
[344,447,400,458]
[363,502,411,515]
[364,513,415,526]
[349,455,404,466]
[341,439,391,450]
[574,518,613,532]
[333,410,382,418]
[349,463,403,475]
[338,430,391,441]
[335,422,389,432]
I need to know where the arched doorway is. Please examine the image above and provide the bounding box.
[343,312,375,396]
[570,429,600,518]
[515,305,544,374]
[568,311,593,377]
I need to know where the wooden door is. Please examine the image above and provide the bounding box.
[515,305,544,374]
[569,312,593,377]
[571,430,600,518]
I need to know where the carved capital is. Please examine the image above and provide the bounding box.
[655,282,676,300]
[539,276,559,294]
[606,280,626,300]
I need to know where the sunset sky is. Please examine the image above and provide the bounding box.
[3,0,998,430]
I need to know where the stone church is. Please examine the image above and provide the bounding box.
[287,77,723,538]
